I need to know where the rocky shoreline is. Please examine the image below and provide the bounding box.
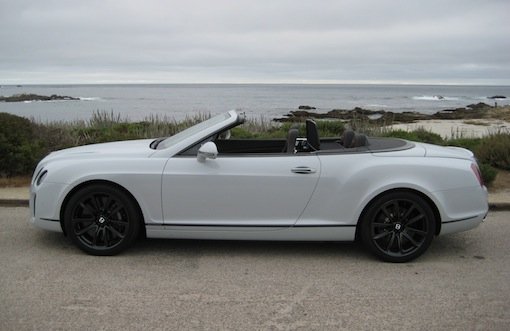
[0,93,79,102]
[275,102,509,123]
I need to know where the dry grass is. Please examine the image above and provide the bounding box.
[462,120,491,126]
[0,176,31,188]
[487,105,510,121]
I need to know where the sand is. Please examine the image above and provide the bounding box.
[388,119,510,139]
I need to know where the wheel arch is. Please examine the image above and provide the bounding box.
[354,188,442,241]
[59,179,146,237]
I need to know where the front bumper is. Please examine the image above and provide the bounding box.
[29,182,68,233]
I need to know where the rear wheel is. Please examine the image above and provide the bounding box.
[64,184,141,255]
[360,191,436,263]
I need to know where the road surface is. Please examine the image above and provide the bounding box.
[1,208,509,330]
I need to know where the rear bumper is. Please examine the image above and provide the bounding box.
[440,213,485,235]
[435,185,488,235]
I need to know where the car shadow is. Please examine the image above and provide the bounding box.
[32,228,477,263]
[32,229,369,259]
[132,237,369,260]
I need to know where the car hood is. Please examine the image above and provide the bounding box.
[42,139,156,162]
[421,142,474,160]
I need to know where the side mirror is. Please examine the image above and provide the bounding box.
[197,142,218,162]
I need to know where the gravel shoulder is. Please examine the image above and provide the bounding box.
[1,207,509,330]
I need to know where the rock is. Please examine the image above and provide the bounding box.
[274,103,498,123]
[488,95,506,99]
[298,105,316,110]
[0,93,79,102]
[466,102,492,110]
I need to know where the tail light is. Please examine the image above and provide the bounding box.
[471,163,484,187]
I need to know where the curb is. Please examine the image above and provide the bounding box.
[1,199,509,210]
[488,202,510,211]
[0,199,29,207]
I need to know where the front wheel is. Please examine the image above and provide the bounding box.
[64,184,141,256]
[360,191,436,263]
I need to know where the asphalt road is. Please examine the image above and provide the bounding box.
[1,208,509,331]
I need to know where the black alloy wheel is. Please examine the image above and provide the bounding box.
[64,184,141,255]
[360,191,436,263]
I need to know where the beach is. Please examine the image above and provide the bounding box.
[388,118,510,138]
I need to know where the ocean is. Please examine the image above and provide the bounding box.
[1,84,509,122]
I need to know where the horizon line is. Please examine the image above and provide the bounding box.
[2,82,510,87]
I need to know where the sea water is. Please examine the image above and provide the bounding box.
[1,84,509,122]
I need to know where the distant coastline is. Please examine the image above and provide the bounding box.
[0,93,79,102]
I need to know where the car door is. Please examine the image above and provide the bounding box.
[161,153,320,227]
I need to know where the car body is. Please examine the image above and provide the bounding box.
[30,110,488,262]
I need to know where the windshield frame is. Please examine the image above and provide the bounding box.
[157,112,232,150]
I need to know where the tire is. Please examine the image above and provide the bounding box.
[360,191,436,263]
[63,184,141,256]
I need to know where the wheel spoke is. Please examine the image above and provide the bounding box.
[76,223,97,236]
[381,206,392,220]
[393,201,400,220]
[72,216,95,224]
[102,196,113,211]
[402,231,420,248]
[386,232,396,251]
[107,204,123,218]
[89,195,101,212]
[396,233,403,253]
[100,227,107,245]
[372,222,393,228]
[402,204,416,220]
[373,231,392,240]
[92,227,100,246]
[405,227,427,236]
[79,201,96,216]
[107,225,125,239]
[406,214,424,226]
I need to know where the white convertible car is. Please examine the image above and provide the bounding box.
[30,110,488,262]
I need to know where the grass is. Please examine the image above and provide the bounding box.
[1,110,510,187]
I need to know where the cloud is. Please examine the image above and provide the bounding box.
[0,0,509,84]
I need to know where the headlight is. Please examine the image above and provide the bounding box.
[36,170,48,186]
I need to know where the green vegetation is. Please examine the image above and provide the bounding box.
[1,111,508,186]
[0,113,46,177]
[382,128,444,145]
[476,133,510,170]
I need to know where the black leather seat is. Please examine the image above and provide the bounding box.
[351,133,368,147]
[283,128,299,153]
[306,119,320,151]
[341,129,355,147]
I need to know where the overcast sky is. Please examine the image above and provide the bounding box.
[1,0,509,85]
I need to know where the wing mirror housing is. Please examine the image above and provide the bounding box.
[197,142,218,162]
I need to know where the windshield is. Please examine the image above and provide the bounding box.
[157,112,231,150]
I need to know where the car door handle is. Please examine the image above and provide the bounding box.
[291,166,317,174]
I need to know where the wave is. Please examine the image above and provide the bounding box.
[412,95,460,101]
[79,97,101,101]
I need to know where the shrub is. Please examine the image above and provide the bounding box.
[0,113,44,176]
[383,128,444,145]
[446,137,482,152]
[479,163,497,186]
[475,133,510,170]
